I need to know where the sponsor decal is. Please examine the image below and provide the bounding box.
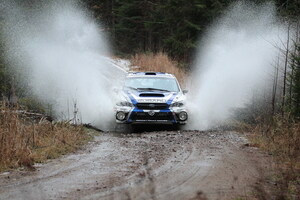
[138,99,167,103]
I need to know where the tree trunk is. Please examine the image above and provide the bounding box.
[282,23,291,116]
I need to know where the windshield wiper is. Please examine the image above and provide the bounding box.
[137,88,170,92]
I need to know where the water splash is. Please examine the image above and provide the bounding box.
[187,1,287,130]
[2,1,122,130]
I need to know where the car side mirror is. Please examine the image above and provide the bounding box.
[183,90,188,94]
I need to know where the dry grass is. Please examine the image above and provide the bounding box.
[130,52,187,86]
[246,116,300,199]
[0,101,90,172]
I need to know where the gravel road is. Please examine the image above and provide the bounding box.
[0,130,270,200]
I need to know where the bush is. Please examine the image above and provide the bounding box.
[247,116,300,199]
[0,101,90,172]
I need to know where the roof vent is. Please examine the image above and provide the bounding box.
[145,72,156,75]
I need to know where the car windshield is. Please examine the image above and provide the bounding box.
[125,77,180,92]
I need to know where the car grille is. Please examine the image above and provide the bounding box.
[136,103,168,110]
[131,112,174,121]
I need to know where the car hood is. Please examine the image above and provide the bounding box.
[123,88,182,104]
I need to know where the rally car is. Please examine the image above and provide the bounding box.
[114,72,188,125]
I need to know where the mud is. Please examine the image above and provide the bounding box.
[0,130,270,200]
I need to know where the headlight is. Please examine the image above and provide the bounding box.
[116,111,126,121]
[116,101,133,107]
[178,111,188,121]
[170,101,184,108]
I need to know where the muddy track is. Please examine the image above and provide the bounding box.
[0,130,270,200]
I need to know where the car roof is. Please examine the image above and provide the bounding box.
[126,72,176,78]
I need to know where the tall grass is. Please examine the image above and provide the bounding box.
[0,101,89,172]
[247,116,300,199]
[131,52,187,85]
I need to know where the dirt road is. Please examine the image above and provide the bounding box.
[0,130,270,200]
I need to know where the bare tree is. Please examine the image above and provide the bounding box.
[272,56,280,115]
[282,22,291,116]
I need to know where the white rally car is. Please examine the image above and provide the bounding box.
[114,72,188,125]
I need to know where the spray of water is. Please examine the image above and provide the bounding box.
[2,1,122,130]
[187,1,287,130]
[2,1,289,131]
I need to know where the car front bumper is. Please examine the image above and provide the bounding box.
[115,106,188,125]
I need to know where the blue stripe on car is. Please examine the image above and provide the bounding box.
[126,92,137,122]
[126,91,178,124]
[166,93,177,105]
[126,91,138,104]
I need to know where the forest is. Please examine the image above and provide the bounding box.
[0,0,300,198]
[1,0,300,120]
